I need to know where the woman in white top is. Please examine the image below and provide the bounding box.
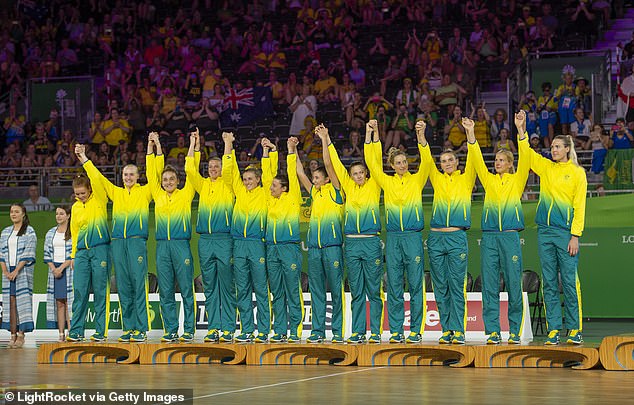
[289,84,317,136]
[0,204,37,348]
[44,206,74,342]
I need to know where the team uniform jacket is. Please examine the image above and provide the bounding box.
[329,143,381,236]
[185,152,235,235]
[366,141,429,232]
[468,137,531,231]
[147,154,195,241]
[83,160,153,239]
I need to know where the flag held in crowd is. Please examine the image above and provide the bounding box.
[219,86,274,127]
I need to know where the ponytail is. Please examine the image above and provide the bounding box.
[554,135,579,166]
[496,150,516,174]
[387,147,406,165]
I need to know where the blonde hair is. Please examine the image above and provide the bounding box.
[553,135,579,166]
[496,150,515,174]
[387,147,406,165]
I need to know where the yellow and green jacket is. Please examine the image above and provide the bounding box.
[70,181,110,258]
[147,154,196,241]
[307,182,344,248]
[222,150,270,241]
[265,152,302,244]
[185,152,234,235]
[82,159,153,239]
[366,141,428,233]
[528,146,587,237]
[469,137,530,232]
[329,143,381,235]
[422,144,476,229]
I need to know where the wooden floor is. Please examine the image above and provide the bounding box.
[2,320,634,404]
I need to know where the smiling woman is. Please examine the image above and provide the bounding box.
[147,132,197,343]
[419,118,477,345]
[76,142,153,343]
[221,131,271,344]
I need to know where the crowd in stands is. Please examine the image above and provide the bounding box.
[0,0,631,183]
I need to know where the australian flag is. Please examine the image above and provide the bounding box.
[220,86,274,127]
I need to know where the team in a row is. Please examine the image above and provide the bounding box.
[0,111,586,346]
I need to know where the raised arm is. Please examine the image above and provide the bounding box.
[295,149,313,193]
[315,124,340,190]
[414,120,432,185]
[261,137,278,190]
[364,122,389,188]
[145,133,162,198]
[462,117,477,186]
[221,132,243,192]
[184,128,204,192]
[287,137,302,201]
[515,110,548,176]
[76,143,118,199]
[464,117,493,189]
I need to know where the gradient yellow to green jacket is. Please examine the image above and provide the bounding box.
[366,141,428,233]
[147,154,196,240]
[185,151,235,235]
[266,152,302,244]
[328,143,381,235]
[307,183,344,249]
[422,144,476,229]
[222,150,271,240]
[70,179,110,258]
[528,145,588,236]
[82,160,153,239]
[469,137,530,231]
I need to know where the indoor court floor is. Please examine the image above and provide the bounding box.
[1,320,633,404]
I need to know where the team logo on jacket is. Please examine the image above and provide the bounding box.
[100,261,107,268]
[333,261,340,268]
[415,256,421,263]
[138,256,144,264]
[459,253,466,260]
[185,258,191,265]
[259,257,265,263]
[512,255,519,263]
[375,259,381,265]
[291,263,297,270]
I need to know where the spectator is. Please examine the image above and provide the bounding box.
[444,105,466,150]
[192,97,219,134]
[435,74,467,117]
[3,104,26,146]
[395,78,418,114]
[103,108,132,147]
[490,108,510,144]
[348,59,366,89]
[541,3,559,33]
[493,128,516,154]
[289,84,317,137]
[610,118,634,149]
[284,72,302,105]
[167,135,188,159]
[470,103,491,149]
[369,35,389,66]
[345,92,367,129]
[570,107,593,149]
[385,104,414,153]
[380,55,406,96]
[314,67,338,103]
[22,184,53,212]
[575,76,592,116]
[586,124,609,174]
[448,27,467,65]
[364,92,393,120]
[164,99,191,136]
[566,0,596,41]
